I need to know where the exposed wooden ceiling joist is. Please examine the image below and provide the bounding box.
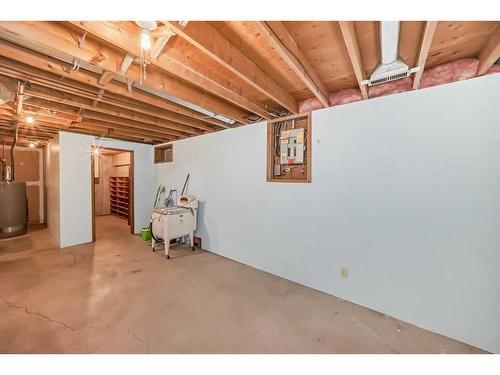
[77,120,171,142]
[0,21,250,124]
[0,38,230,130]
[67,21,271,119]
[0,133,48,147]
[412,21,438,90]
[98,71,115,86]
[0,111,169,144]
[162,21,299,114]
[0,60,216,133]
[338,21,369,100]
[25,85,196,137]
[0,63,205,137]
[255,21,330,108]
[1,114,164,144]
[1,20,498,148]
[64,127,157,144]
[119,53,135,75]
[24,97,180,140]
[476,24,500,76]
[150,28,175,60]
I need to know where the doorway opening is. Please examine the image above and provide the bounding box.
[91,147,134,242]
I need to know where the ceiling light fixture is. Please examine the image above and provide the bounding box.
[26,115,34,124]
[140,29,152,51]
[94,148,100,155]
[135,21,157,84]
[28,140,36,148]
[139,29,152,84]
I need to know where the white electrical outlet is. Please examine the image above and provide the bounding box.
[341,267,348,279]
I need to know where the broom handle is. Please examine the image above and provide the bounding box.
[181,174,190,195]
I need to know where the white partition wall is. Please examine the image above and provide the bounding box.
[58,132,155,248]
[155,74,500,353]
[45,134,60,247]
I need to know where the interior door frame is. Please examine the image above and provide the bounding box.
[91,146,135,242]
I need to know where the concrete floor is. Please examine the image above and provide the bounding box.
[0,215,487,353]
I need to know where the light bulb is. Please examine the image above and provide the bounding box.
[140,29,151,51]
[94,148,100,155]
[28,141,36,148]
[26,115,34,124]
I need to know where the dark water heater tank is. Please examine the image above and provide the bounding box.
[0,181,28,239]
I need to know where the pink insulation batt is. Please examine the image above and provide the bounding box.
[297,57,498,114]
[420,58,479,88]
[368,77,412,98]
[329,88,362,105]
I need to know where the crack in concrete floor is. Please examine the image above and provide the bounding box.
[127,328,150,353]
[4,299,95,333]
[0,216,488,354]
[351,315,400,354]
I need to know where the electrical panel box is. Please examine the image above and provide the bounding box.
[267,113,311,183]
[280,128,304,165]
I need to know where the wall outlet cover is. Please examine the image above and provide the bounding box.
[341,267,348,279]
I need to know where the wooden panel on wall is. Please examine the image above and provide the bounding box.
[5,149,39,182]
[5,147,43,223]
[94,154,112,216]
[112,152,131,167]
[26,185,40,224]
[113,165,130,177]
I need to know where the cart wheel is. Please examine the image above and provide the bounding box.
[192,246,195,251]
[167,254,170,259]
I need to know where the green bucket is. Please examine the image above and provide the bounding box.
[140,227,152,241]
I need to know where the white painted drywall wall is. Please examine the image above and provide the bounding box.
[44,134,60,246]
[155,74,500,353]
[58,132,154,248]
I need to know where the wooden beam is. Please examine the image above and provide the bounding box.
[477,25,500,76]
[0,60,209,135]
[77,120,172,142]
[0,133,48,147]
[92,88,105,107]
[98,71,115,86]
[72,123,170,143]
[338,21,368,100]
[162,21,298,113]
[256,21,329,108]
[61,125,157,144]
[0,21,250,123]
[0,110,171,144]
[24,97,183,139]
[24,85,195,137]
[0,124,57,138]
[0,38,230,129]
[150,28,175,59]
[412,21,438,90]
[67,21,271,119]
[0,114,169,143]
[120,53,135,75]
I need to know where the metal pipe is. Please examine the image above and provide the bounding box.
[10,120,17,181]
[10,81,26,181]
[16,81,25,115]
[1,138,6,182]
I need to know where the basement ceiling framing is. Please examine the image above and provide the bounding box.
[0,20,498,146]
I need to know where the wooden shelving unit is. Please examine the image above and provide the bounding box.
[110,176,130,220]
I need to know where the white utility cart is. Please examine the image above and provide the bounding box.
[150,195,199,259]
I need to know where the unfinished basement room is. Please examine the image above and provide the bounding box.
[0,1,499,371]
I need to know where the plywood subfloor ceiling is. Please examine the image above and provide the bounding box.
[0,21,498,146]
